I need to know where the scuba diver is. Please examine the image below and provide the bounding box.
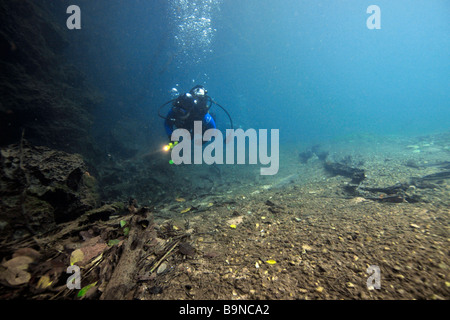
[158,85,233,144]
[163,85,215,140]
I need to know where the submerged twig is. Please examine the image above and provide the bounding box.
[149,239,180,274]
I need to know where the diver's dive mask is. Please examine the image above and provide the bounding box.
[192,86,206,97]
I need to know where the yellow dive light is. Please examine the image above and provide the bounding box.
[163,141,178,152]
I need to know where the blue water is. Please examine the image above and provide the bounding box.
[63,0,449,150]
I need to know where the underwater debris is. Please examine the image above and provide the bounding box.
[299,145,329,164]
[416,171,450,182]
[324,161,366,184]
[299,150,314,164]
[405,159,421,169]
[311,145,329,161]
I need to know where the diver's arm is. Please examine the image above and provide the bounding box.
[201,113,217,145]
[203,113,217,130]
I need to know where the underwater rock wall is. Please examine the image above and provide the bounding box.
[0,0,100,156]
[0,141,99,239]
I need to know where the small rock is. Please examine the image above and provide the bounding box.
[179,242,195,256]
[397,289,406,295]
[298,288,308,293]
[149,286,163,294]
[438,263,448,270]
[157,262,168,274]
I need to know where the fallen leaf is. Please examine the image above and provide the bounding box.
[78,281,98,298]
[120,220,127,228]
[80,243,108,264]
[175,198,186,202]
[180,207,191,214]
[36,275,53,289]
[4,268,31,286]
[70,249,84,266]
[229,224,237,229]
[265,259,277,265]
[108,239,120,246]
[2,256,34,270]
[13,248,40,260]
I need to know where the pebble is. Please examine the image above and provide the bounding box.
[397,289,406,295]
[157,262,168,274]
[438,263,448,270]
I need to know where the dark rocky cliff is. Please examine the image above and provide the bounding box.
[0,0,101,157]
